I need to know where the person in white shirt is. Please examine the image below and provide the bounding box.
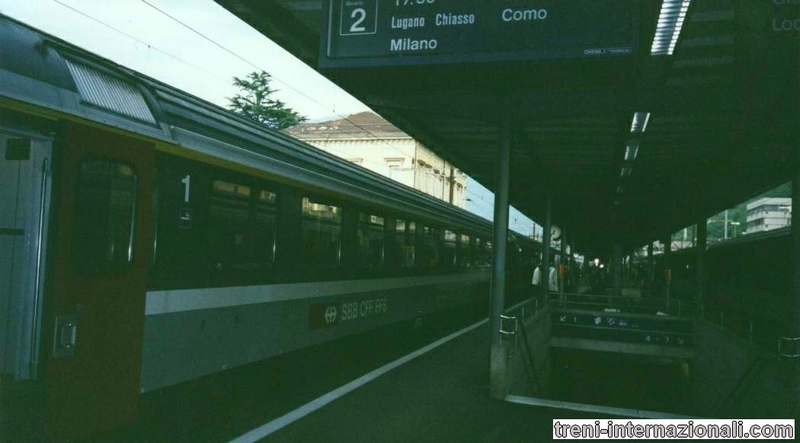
[531,261,541,287]
[548,264,558,292]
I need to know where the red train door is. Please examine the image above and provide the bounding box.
[47,123,154,439]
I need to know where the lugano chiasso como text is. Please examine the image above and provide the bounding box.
[389,5,548,52]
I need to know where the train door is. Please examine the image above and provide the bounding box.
[47,123,154,439]
[0,132,52,381]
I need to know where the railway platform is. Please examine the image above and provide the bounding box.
[230,320,576,443]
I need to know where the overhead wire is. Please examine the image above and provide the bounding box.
[51,0,234,87]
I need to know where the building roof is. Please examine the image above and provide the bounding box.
[746,198,792,210]
[286,112,409,140]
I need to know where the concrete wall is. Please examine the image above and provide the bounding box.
[506,301,551,397]
[691,320,794,417]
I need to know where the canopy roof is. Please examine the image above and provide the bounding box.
[218,0,799,254]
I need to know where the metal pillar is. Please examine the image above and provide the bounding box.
[647,243,654,294]
[696,220,707,316]
[541,194,552,300]
[662,234,672,305]
[724,209,729,240]
[787,168,800,357]
[489,120,512,399]
[569,233,576,293]
[613,244,622,297]
[785,30,800,421]
[559,228,567,297]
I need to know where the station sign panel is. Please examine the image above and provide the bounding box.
[321,0,637,68]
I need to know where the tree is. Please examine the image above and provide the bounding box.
[228,71,307,130]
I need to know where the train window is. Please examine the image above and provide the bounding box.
[207,179,256,271]
[474,237,490,268]
[394,219,416,268]
[442,230,457,267]
[459,234,471,268]
[302,197,342,268]
[73,158,137,275]
[418,225,439,268]
[358,213,385,267]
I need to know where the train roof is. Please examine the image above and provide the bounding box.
[0,14,542,247]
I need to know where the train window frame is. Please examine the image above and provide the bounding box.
[418,224,440,269]
[206,177,257,273]
[442,229,457,268]
[301,196,343,269]
[72,157,138,276]
[459,233,471,268]
[357,212,386,268]
[394,218,416,269]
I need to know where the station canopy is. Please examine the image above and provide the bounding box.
[218,0,799,254]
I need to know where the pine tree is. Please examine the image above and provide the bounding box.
[228,71,307,130]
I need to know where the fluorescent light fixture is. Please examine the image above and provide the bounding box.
[630,112,651,133]
[650,0,691,55]
[624,142,640,161]
[620,165,633,177]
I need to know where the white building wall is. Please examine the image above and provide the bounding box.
[295,136,468,209]
[304,137,417,189]
[745,197,792,233]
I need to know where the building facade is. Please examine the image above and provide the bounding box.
[746,197,792,233]
[286,112,468,209]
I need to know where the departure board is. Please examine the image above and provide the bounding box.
[321,0,637,68]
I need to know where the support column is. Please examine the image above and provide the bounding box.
[569,233,576,293]
[787,167,800,358]
[788,130,800,418]
[784,30,800,420]
[696,219,707,316]
[489,120,512,399]
[541,194,552,301]
[613,243,622,297]
[647,243,654,292]
[560,228,567,297]
[662,234,672,306]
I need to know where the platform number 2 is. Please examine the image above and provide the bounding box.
[341,0,376,36]
[350,9,366,33]
[181,174,191,203]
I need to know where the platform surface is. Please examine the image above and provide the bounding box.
[235,322,591,442]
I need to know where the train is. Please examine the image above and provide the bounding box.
[663,228,791,331]
[631,226,791,346]
[0,15,545,439]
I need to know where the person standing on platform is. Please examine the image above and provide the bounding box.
[531,259,542,300]
[548,261,558,293]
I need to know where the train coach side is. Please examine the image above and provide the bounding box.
[0,15,540,440]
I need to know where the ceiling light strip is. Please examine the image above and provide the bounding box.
[630,112,651,133]
[650,0,692,55]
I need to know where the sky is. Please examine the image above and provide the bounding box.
[0,0,536,235]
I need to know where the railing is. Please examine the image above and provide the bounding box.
[538,289,792,356]
[545,292,695,350]
[700,304,793,356]
[545,292,699,318]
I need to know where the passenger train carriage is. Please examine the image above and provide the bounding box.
[0,16,539,439]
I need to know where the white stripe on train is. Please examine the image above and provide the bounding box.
[145,271,491,315]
